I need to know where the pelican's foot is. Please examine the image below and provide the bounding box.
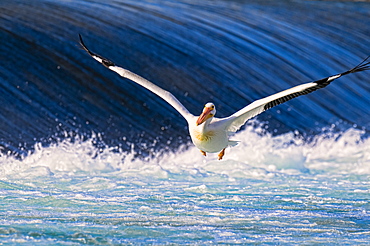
[200,150,207,156]
[218,148,226,160]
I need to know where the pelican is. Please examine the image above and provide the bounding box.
[79,35,370,160]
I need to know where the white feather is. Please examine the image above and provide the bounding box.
[79,34,367,159]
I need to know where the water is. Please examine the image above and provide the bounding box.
[0,0,370,244]
[1,127,370,244]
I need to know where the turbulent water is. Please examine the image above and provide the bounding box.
[0,0,370,245]
[1,127,370,245]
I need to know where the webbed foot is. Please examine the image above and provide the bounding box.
[218,148,226,160]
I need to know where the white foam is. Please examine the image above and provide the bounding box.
[0,126,369,180]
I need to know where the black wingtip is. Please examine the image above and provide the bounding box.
[343,54,370,75]
[352,54,370,72]
[78,34,115,67]
[78,34,92,55]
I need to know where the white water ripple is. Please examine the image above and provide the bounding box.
[0,127,369,244]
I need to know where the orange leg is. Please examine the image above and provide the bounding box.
[218,148,226,160]
[200,150,207,156]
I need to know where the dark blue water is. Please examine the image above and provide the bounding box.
[1,0,369,155]
[0,0,369,245]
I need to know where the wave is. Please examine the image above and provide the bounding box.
[1,123,369,181]
[0,0,369,155]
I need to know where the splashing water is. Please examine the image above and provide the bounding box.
[1,0,370,244]
[1,125,369,179]
[0,126,369,245]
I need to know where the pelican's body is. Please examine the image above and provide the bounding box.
[79,35,369,160]
[189,116,229,153]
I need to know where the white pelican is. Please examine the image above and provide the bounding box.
[79,35,370,160]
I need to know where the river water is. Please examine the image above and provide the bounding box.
[0,0,369,244]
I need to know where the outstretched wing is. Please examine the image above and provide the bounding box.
[79,34,194,122]
[222,56,370,133]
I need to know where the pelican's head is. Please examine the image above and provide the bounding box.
[196,102,216,126]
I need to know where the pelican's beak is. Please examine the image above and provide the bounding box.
[196,107,213,126]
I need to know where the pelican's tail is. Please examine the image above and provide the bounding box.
[228,140,239,147]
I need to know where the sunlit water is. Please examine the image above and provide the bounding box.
[1,125,369,245]
[1,0,370,244]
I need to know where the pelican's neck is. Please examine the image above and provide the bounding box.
[197,117,212,133]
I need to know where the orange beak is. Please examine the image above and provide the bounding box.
[196,107,212,126]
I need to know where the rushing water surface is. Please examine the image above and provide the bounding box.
[0,0,370,245]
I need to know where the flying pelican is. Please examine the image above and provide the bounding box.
[79,35,370,160]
